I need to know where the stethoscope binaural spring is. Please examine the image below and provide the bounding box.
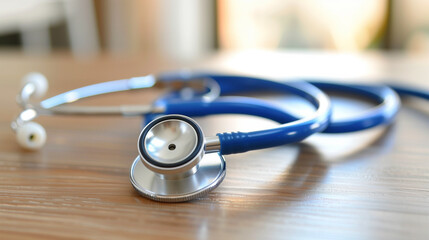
[13,71,422,202]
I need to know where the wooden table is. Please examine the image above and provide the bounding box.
[0,51,428,240]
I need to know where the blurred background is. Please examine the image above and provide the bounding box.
[0,0,429,60]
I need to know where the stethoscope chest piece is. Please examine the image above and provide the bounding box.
[130,114,226,202]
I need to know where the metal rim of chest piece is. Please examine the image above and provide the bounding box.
[130,153,226,202]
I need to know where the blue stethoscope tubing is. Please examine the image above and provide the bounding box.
[156,74,401,133]
[39,72,412,155]
[145,74,400,154]
[389,84,429,100]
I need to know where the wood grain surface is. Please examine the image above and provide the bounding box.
[0,51,428,240]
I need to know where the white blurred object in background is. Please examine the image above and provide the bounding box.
[218,0,387,51]
[0,0,99,55]
[159,0,215,61]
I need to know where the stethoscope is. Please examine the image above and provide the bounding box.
[13,71,425,202]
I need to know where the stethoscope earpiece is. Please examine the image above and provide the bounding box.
[130,114,226,202]
[16,121,47,150]
[12,72,49,150]
[21,72,49,99]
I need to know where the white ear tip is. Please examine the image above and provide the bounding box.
[16,122,47,150]
[22,72,48,98]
